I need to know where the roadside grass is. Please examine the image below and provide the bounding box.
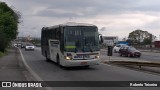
[0,48,8,58]
[0,52,5,57]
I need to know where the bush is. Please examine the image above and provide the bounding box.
[0,51,5,57]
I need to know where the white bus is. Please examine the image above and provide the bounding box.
[41,22,103,67]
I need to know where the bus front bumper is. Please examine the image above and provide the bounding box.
[61,59,100,67]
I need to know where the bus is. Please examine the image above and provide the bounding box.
[41,22,103,67]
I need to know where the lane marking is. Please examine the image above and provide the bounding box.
[18,48,53,90]
[19,48,43,81]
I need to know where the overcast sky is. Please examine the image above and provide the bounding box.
[1,0,160,40]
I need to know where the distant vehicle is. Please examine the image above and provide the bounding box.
[119,46,141,57]
[113,44,128,53]
[21,43,26,48]
[17,43,22,47]
[41,22,103,67]
[25,43,35,51]
[13,43,18,47]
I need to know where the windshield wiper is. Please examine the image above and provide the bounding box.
[83,37,94,52]
[89,45,93,52]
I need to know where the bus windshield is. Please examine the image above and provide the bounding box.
[64,26,99,52]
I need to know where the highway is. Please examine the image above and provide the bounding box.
[20,47,160,90]
[101,49,160,62]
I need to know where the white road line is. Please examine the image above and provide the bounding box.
[19,48,43,81]
[18,48,52,90]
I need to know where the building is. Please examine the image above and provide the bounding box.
[103,36,118,46]
[154,41,160,48]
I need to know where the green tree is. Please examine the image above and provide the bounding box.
[0,31,7,52]
[128,29,156,45]
[0,2,21,52]
[143,38,151,45]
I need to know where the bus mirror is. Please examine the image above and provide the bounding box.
[99,34,103,44]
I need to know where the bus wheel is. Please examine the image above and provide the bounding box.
[46,58,51,62]
[119,53,122,56]
[84,65,90,68]
[45,51,50,62]
[56,55,60,65]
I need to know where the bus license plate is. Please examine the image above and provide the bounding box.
[84,55,90,58]
[75,55,90,59]
[81,62,87,65]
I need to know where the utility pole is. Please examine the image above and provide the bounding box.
[150,34,152,51]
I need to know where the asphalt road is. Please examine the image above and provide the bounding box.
[20,47,160,90]
[140,52,160,62]
[100,49,160,62]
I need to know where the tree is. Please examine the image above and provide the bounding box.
[143,38,151,45]
[0,31,7,52]
[0,2,21,52]
[128,29,156,45]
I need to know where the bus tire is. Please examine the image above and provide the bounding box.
[46,58,50,62]
[45,51,50,62]
[84,65,90,68]
[56,54,60,65]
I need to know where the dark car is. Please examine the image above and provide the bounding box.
[21,43,26,48]
[119,46,141,57]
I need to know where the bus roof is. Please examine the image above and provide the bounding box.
[60,22,97,27]
[43,22,97,30]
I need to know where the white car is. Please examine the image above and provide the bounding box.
[25,43,35,51]
[113,44,128,53]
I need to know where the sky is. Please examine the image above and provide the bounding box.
[1,0,160,40]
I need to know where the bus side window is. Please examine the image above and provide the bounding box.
[56,30,61,40]
[50,41,59,47]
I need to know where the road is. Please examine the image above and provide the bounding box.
[20,47,160,90]
[100,49,160,62]
[140,52,160,62]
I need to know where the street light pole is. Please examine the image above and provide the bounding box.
[150,34,152,51]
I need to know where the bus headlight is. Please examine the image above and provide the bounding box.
[65,56,72,60]
[95,55,100,59]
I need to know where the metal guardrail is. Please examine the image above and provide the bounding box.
[104,61,160,67]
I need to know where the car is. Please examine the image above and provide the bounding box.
[21,43,26,48]
[17,43,22,47]
[113,44,128,53]
[119,46,141,57]
[13,43,18,47]
[25,43,35,51]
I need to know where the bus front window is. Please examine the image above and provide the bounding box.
[64,26,99,52]
[83,27,99,52]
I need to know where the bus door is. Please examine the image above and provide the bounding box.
[49,40,60,61]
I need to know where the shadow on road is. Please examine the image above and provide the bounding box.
[46,60,98,71]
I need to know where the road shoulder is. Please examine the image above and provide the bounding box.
[0,48,39,90]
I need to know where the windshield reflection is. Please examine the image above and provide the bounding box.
[64,26,99,52]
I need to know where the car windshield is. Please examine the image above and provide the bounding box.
[129,47,137,51]
[64,26,99,52]
[26,43,33,46]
